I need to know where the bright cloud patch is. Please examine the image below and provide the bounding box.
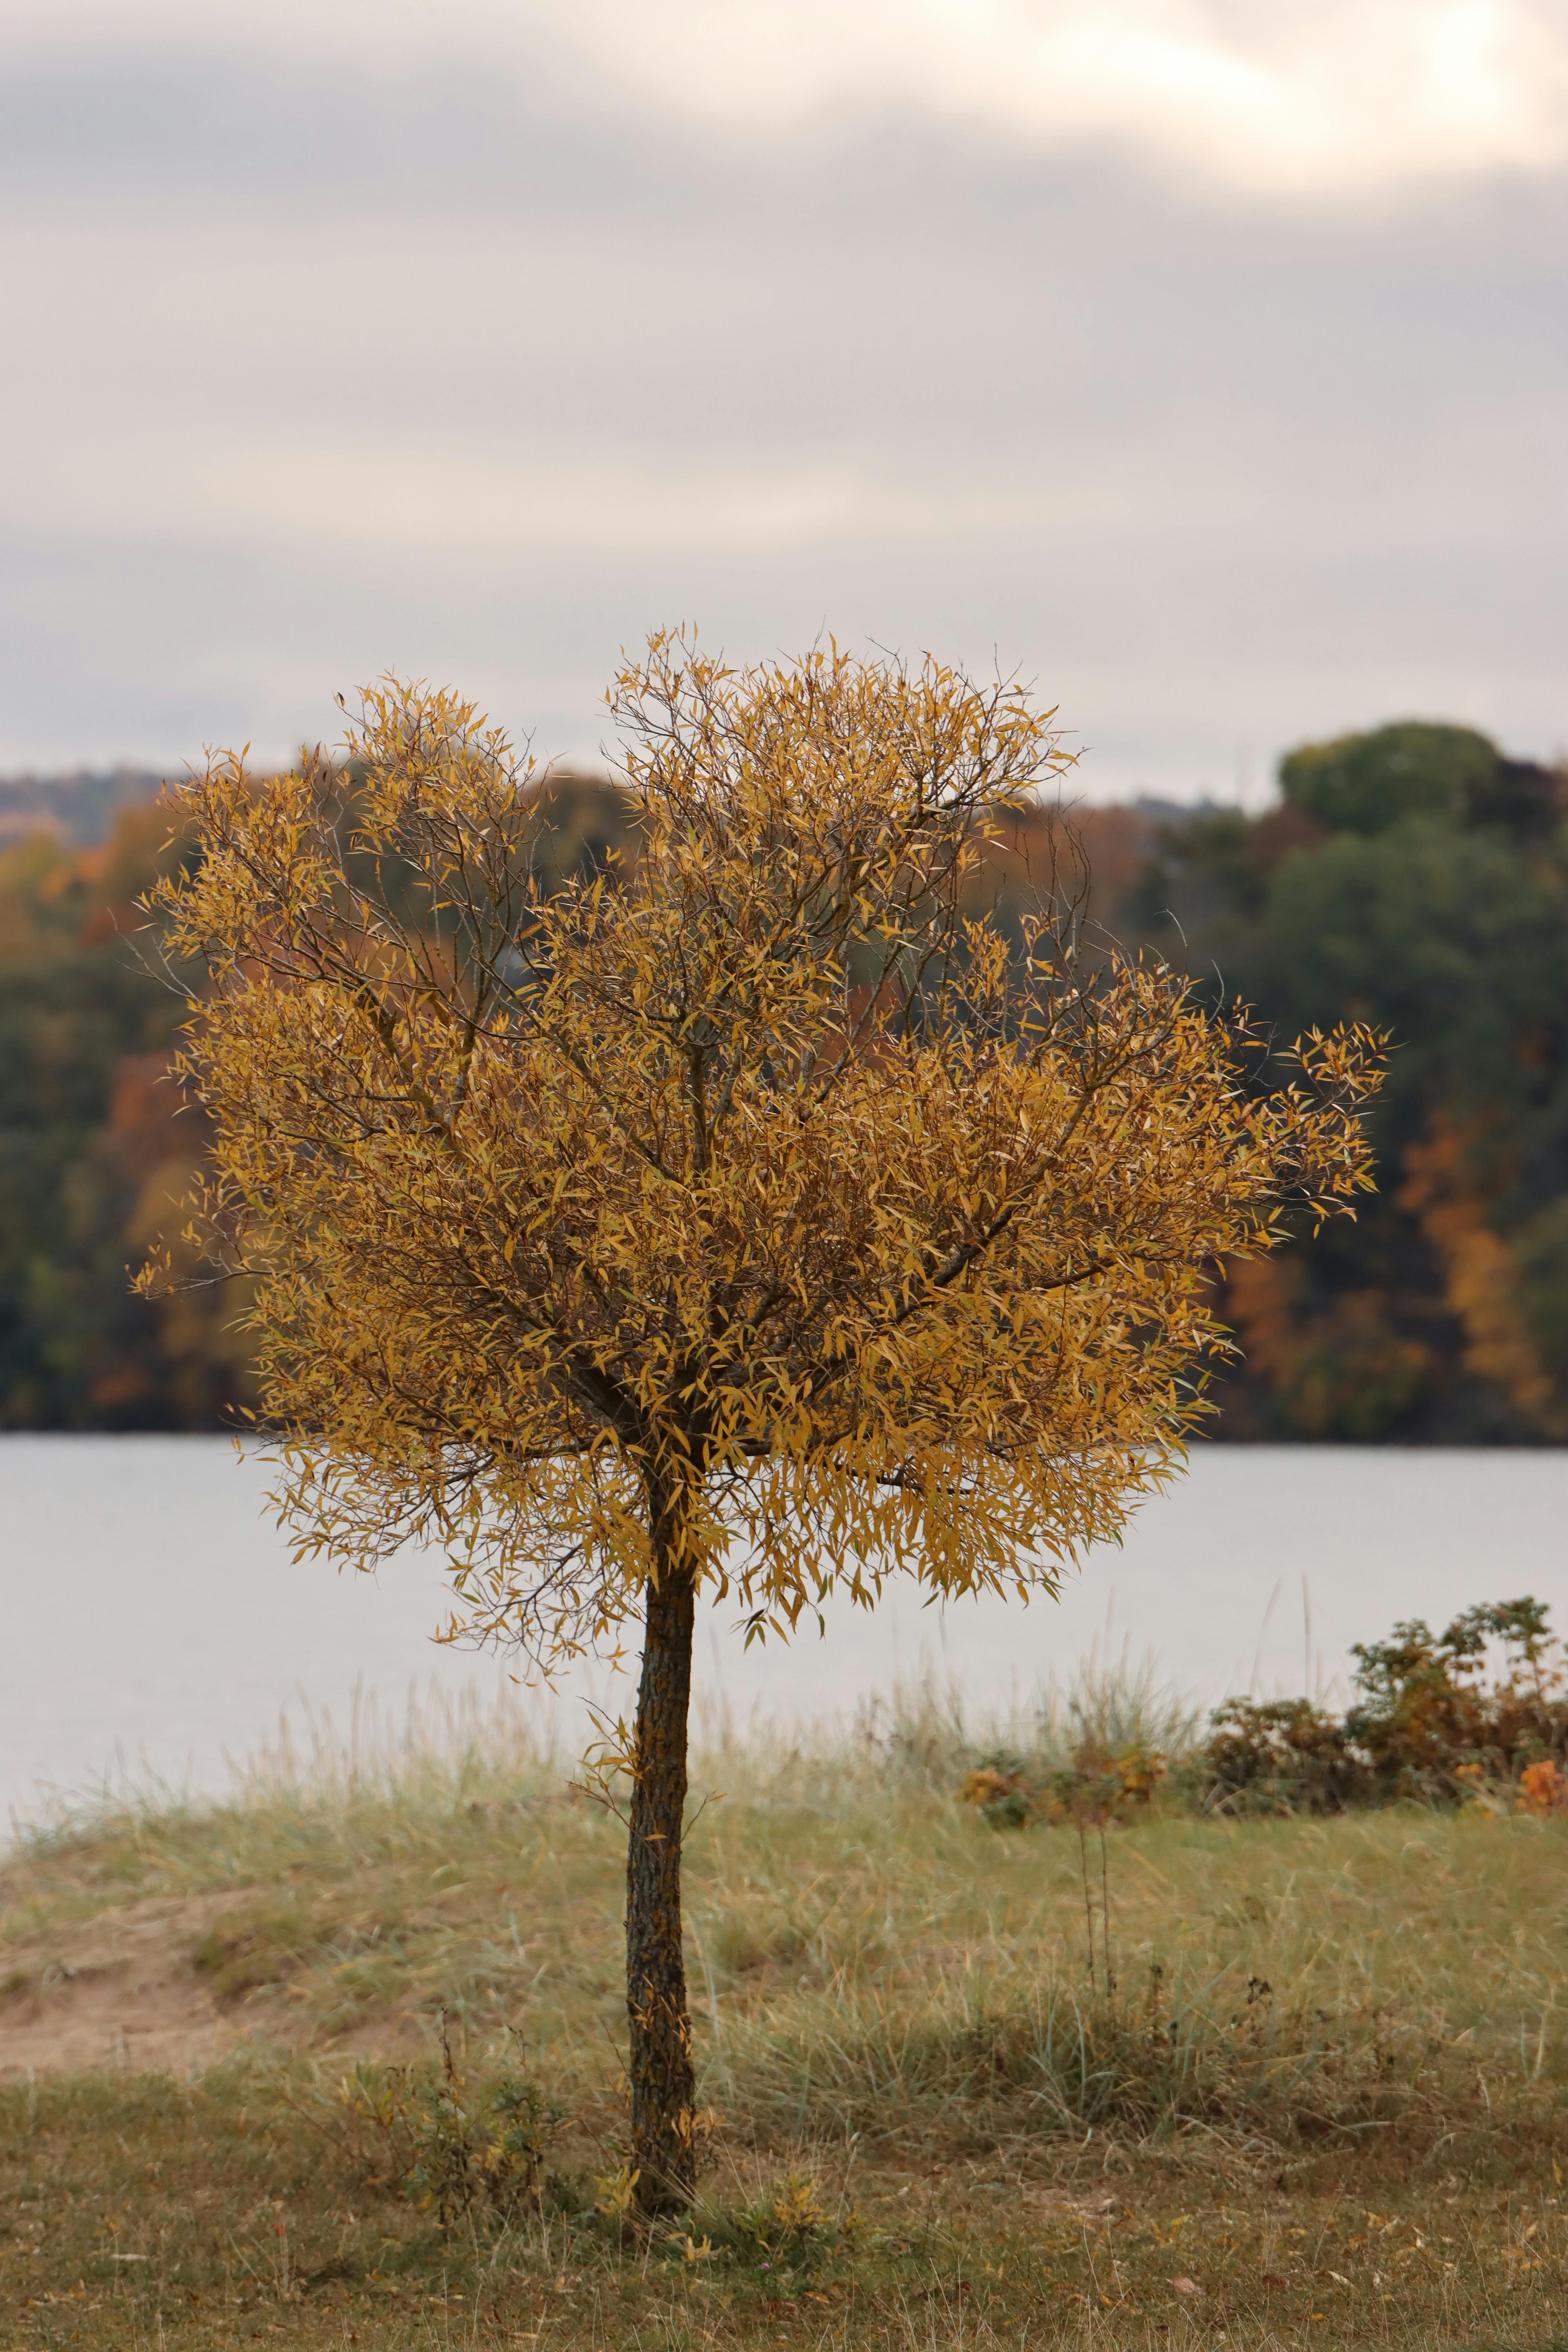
[4,0,1566,195]
[563,0,1568,191]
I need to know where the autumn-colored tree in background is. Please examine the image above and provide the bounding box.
[144,635,1380,2210]
[0,805,254,1426]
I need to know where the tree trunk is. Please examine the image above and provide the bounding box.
[625,1534,697,2215]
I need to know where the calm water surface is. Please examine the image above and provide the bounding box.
[5,1437,1567,1826]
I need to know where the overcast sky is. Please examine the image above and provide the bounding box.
[2,0,1565,799]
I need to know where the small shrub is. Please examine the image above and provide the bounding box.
[1519,1758,1568,1817]
[960,1739,1170,1830]
[593,2161,641,2220]
[696,2169,858,2281]
[1109,1738,1169,1804]
[1345,1599,1568,1800]
[337,2017,564,2232]
[1203,1698,1366,1815]
[960,1759,1034,1827]
[959,1599,1568,1822]
[1049,1737,1169,1824]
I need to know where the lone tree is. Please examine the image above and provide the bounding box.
[145,635,1380,2212]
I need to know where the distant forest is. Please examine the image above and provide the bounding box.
[2,721,1565,1441]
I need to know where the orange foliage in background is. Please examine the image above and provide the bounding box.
[1399,1112,1560,1435]
[0,803,256,1425]
[1218,1255,1429,1442]
[1520,1759,1568,1817]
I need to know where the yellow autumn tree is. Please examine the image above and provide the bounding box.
[144,635,1381,2211]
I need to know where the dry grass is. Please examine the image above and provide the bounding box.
[0,1686,1565,2349]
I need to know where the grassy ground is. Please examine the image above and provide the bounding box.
[1,1697,1565,2350]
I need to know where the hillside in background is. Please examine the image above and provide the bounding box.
[0,766,165,847]
[1,728,1564,1438]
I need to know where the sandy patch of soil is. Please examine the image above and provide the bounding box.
[0,1891,258,2078]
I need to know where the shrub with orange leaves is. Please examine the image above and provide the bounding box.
[1519,1759,1568,1817]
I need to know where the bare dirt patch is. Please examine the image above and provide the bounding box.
[0,1889,259,2077]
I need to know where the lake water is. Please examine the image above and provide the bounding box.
[4,1436,1567,1829]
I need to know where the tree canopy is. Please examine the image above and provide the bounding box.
[144,644,1380,1642]
[143,635,1380,2205]
[1279,720,1499,836]
[1133,720,1568,1440]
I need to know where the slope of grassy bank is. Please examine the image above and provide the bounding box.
[2,1701,1565,2350]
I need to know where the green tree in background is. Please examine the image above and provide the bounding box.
[1133,722,1568,1441]
[1279,720,1498,835]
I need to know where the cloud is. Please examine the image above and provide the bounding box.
[4,0,1567,197]
[559,0,1568,194]
[0,6,1563,785]
[2,434,1046,556]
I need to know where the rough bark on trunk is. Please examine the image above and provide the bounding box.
[625,1533,697,2215]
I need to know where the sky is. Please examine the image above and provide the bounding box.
[2,0,1565,800]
